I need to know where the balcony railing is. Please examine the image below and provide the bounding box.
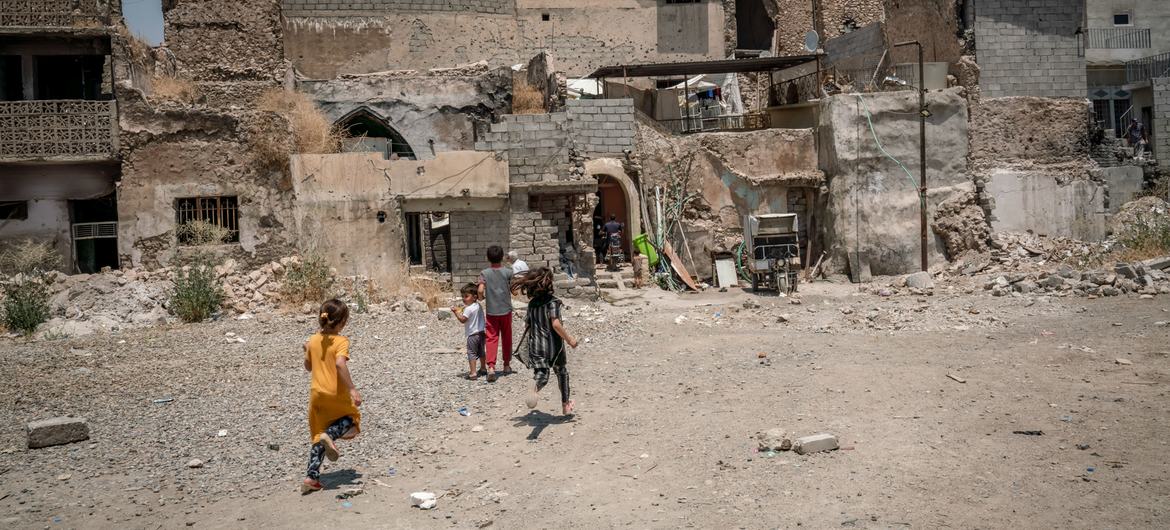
[0,0,113,27]
[0,100,118,160]
[657,112,770,135]
[1126,52,1170,84]
[1085,28,1151,49]
[770,71,821,106]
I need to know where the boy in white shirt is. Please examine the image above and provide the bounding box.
[452,283,487,380]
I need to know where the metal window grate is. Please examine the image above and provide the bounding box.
[175,196,240,244]
[72,221,117,240]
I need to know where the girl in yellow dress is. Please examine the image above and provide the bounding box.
[301,299,362,494]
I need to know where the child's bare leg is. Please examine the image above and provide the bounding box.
[527,368,549,409]
[467,358,478,379]
[555,365,572,415]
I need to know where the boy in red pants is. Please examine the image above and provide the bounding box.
[477,245,514,382]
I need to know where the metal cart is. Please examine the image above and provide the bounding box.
[744,213,801,294]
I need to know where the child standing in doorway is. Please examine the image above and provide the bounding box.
[478,245,514,382]
[301,299,362,494]
[452,283,486,380]
[512,267,580,416]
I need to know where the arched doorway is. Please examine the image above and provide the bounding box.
[586,158,643,265]
[594,175,631,260]
[335,108,416,160]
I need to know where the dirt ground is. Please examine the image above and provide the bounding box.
[2,280,1168,529]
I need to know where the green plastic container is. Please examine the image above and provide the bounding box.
[633,233,659,268]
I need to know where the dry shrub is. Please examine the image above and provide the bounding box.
[409,277,445,310]
[175,220,230,246]
[151,76,199,104]
[0,239,59,276]
[251,89,342,172]
[512,81,546,115]
[282,255,337,305]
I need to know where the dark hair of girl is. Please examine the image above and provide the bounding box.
[318,298,349,331]
[511,266,554,297]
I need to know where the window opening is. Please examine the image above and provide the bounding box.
[1113,13,1131,26]
[337,109,416,160]
[175,196,240,245]
[0,56,22,101]
[0,200,29,220]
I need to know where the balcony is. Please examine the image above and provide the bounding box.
[0,99,118,161]
[1085,28,1151,50]
[657,112,770,135]
[0,0,113,28]
[1125,52,1170,84]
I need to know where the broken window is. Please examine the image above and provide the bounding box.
[175,196,240,245]
[33,55,106,100]
[735,0,775,51]
[337,109,416,160]
[0,55,21,101]
[0,200,29,220]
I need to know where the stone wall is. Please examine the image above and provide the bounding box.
[565,99,636,156]
[882,0,962,65]
[973,0,1085,98]
[1155,77,1170,163]
[282,0,726,78]
[164,0,286,106]
[476,113,571,184]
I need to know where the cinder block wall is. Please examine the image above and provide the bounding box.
[566,99,636,156]
[1154,77,1170,163]
[475,113,570,184]
[449,210,509,286]
[973,0,1086,98]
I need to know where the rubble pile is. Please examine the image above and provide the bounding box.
[980,259,1170,298]
[15,256,425,339]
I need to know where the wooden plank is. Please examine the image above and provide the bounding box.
[663,242,699,291]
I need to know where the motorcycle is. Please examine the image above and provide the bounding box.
[605,232,624,271]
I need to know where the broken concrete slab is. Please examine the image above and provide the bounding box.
[793,433,839,455]
[1143,256,1170,271]
[27,417,89,449]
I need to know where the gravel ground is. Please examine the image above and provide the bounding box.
[1,281,1168,528]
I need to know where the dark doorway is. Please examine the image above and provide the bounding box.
[736,0,775,51]
[0,55,21,101]
[405,211,450,272]
[70,193,118,273]
[34,55,106,100]
[593,175,631,262]
[337,109,416,160]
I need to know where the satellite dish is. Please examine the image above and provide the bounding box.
[803,30,820,52]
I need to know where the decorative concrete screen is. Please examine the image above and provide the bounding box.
[0,100,118,160]
[0,0,112,26]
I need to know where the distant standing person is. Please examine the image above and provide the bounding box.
[602,214,624,261]
[1125,118,1147,158]
[301,299,361,494]
[478,245,514,382]
[507,250,529,276]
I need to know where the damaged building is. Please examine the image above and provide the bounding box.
[2,0,1166,300]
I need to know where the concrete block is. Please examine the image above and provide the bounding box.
[793,433,838,455]
[27,417,89,449]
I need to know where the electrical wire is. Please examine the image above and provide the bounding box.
[854,93,926,208]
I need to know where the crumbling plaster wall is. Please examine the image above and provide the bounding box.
[281,0,725,78]
[298,66,513,158]
[818,87,971,276]
[0,200,72,267]
[969,96,1108,240]
[116,91,298,269]
[882,0,962,65]
[636,121,824,278]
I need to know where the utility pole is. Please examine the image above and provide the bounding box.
[894,40,927,272]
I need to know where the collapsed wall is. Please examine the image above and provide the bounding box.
[818,87,972,276]
[637,121,824,279]
[969,96,1110,240]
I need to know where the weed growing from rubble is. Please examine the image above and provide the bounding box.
[282,255,336,305]
[1116,210,1170,262]
[150,76,200,104]
[171,256,225,323]
[0,240,58,334]
[175,220,231,247]
[253,89,343,171]
[512,81,546,114]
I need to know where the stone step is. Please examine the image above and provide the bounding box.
[597,278,635,290]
